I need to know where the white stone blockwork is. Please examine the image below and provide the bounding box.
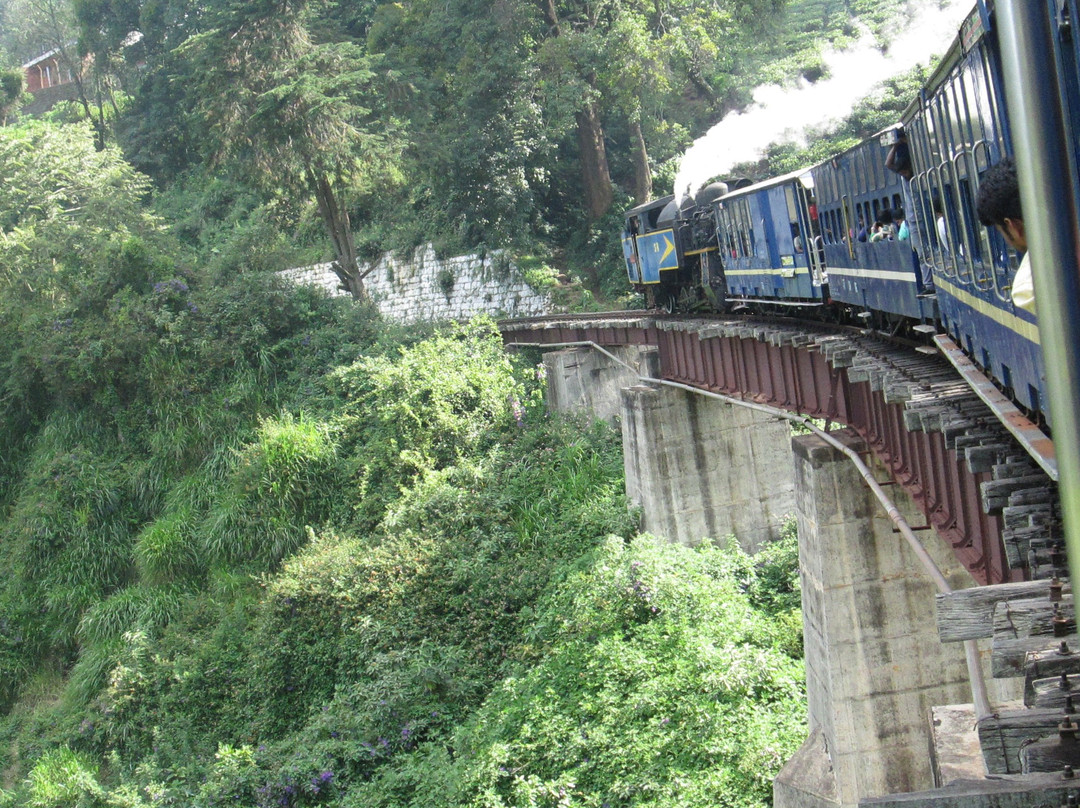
[279,246,551,323]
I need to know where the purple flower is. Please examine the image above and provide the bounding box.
[319,771,333,783]
[153,278,189,294]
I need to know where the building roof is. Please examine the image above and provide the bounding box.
[21,49,62,70]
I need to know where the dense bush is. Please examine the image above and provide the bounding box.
[347,534,805,808]
[331,317,526,529]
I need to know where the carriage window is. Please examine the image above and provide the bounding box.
[842,196,856,257]
[957,177,982,260]
[784,186,804,254]
[717,205,736,259]
[743,199,756,257]
[727,198,754,259]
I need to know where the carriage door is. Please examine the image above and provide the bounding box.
[789,177,825,286]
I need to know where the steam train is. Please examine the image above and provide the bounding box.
[621,1,1065,433]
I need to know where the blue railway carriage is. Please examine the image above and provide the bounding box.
[710,169,828,308]
[901,2,1048,423]
[811,138,938,324]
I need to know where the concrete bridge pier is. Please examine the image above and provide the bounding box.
[619,382,795,552]
[776,432,984,808]
[543,345,658,425]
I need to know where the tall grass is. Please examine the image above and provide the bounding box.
[201,412,339,570]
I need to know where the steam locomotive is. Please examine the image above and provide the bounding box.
[622,1,1061,433]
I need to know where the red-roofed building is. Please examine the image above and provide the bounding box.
[21,48,80,113]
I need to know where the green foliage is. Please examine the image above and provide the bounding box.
[196,744,263,806]
[76,587,183,648]
[331,317,523,527]
[436,267,455,298]
[510,253,560,292]
[202,412,340,570]
[0,15,846,794]
[0,288,806,808]
[133,509,201,586]
[351,535,805,808]
[25,746,105,808]
[0,120,163,296]
[0,66,21,120]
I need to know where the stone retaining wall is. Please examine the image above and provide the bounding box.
[280,245,551,323]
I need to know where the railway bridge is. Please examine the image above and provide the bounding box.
[499,312,1074,808]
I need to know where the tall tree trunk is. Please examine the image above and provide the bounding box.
[312,173,368,302]
[629,115,652,204]
[576,92,613,220]
[535,2,611,219]
[63,57,107,150]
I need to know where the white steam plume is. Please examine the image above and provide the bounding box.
[673,0,973,201]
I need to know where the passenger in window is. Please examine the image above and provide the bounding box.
[933,200,948,252]
[869,221,886,242]
[856,219,868,242]
[875,208,895,240]
[792,223,804,253]
[975,157,1034,314]
[894,208,910,241]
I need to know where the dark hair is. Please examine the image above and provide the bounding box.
[976,157,1023,227]
[891,207,905,221]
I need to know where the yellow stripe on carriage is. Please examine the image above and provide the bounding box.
[934,276,1040,345]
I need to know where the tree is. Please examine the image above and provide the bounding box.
[531,0,786,216]
[0,119,161,302]
[368,0,549,252]
[534,0,613,219]
[0,68,22,123]
[181,0,402,300]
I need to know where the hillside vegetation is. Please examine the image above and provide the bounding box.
[0,120,806,806]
